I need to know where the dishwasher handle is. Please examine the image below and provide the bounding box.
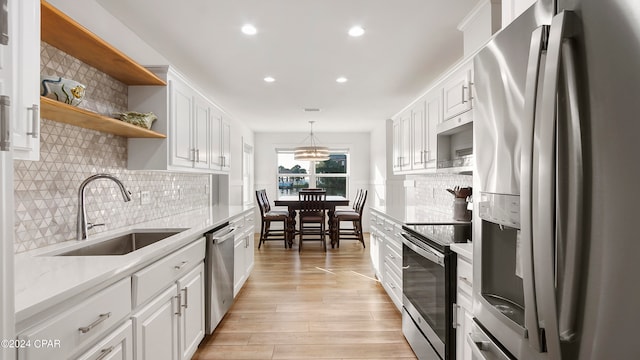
[209,226,236,244]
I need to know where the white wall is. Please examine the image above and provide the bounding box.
[254,131,371,230]
[369,119,387,210]
[229,120,254,206]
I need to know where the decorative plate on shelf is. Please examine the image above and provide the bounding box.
[40,75,86,106]
[115,111,158,130]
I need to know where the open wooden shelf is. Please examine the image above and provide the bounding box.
[40,97,166,138]
[41,0,165,86]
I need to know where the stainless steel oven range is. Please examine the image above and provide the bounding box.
[401,223,471,360]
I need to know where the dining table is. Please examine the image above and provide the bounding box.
[274,195,349,248]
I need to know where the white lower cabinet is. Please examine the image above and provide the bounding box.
[18,278,132,360]
[453,247,474,360]
[76,321,134,360]
[133,262,205,360]
[132,286,178,360]
[369,208,403,311]
[177,263,205,360]
[233,211,255,297]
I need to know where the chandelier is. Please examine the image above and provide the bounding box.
[294,121,330,161]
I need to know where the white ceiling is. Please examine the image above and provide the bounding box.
[96,0,481,133]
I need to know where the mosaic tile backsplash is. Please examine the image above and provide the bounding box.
[12,43,211,253]
[407,173,473,218]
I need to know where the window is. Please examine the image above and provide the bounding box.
[276,150,348,198]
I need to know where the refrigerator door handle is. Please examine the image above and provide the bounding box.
[535,10,580,358]
[557,31,584,343]
[520,25,548,353]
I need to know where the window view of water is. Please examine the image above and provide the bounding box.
[277,152,348,198]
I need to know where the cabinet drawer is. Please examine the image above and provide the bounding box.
[76,320,133,360]
[457,257,473,297]
[230,215,245,232]
[383,263,402,310]
[133,238,205,307]
[18,277,132,360]
[457,286,473,313]
[384,243,402,275]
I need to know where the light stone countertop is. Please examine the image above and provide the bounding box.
[14,205,253,324]
[450,243,473,262]
[370,205,471,225]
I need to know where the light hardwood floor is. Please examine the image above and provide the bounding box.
[193,234,417,360]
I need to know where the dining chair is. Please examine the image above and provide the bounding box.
[332,189,367,248]
[298,189,327,252]
[256,189,290,248]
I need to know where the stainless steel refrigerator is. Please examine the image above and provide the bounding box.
[472,0,640,359]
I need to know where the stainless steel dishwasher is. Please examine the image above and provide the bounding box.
[205,222,236,334]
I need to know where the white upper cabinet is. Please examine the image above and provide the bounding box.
[410,98,426,170]
[410,92,440,171]
[170,76,195,168]
[443,62,473,120]
[128,66,231,173]
[392,58,474,175]
[425,92,440,166]
[209,108,231,171]
[193,94,210,169]
[12,0,40,161]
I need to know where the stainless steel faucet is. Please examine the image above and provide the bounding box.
[77,173,132,241]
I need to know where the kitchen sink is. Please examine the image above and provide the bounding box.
[57,229,187,256]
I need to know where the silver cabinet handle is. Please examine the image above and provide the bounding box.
[452,303,459,328]
[196,148,200,162]
[174,260,188,270]
[78,312,111,334]
[26,104,39,138]
[458,276,473,288]
[96,346,114,360]
[462,85,468,104]
[0,95,9,151]
[182,287,188,309]
[175,293,182,316]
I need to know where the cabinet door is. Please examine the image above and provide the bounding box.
[170,78,194,168]
[209,108,222,169]
[244,231,254,276]
[76,321,133,360]
[369,231,380,276]
[455,305,474,360]
[443,65,472,119]
[220,118,231,171]
[177,263,205,360]
[399,114,411,169]
[425,93,441,167]
[193,95,209,169]
[233,236,246,297]
[133,286,179,360]
[13,0,40,161]
[410,99,426,169]
[392,120,401,172]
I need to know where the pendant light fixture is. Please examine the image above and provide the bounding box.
[294,121,330,161]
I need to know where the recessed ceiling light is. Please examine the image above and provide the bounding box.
[241,24,257,35]
[264,76,275,83]
[336,77,348,83]
[348,26,365,37]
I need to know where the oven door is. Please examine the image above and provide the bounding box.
[402,233,447,359]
